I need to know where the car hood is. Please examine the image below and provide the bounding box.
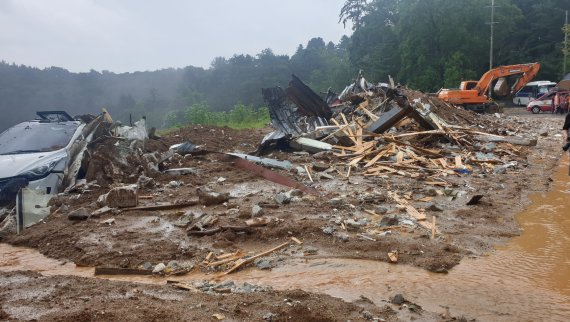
[0,151,65,179]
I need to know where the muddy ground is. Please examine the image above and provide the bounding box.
[1,109,567,321]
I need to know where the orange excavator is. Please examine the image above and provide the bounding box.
[438,63,540,113]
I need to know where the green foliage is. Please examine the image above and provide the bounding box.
[181,103,269,129]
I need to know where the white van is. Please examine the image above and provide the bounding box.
[512,81,556,106]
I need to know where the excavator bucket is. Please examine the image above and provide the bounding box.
[493,78,510,96]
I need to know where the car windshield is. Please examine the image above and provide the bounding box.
[0,121,80,155]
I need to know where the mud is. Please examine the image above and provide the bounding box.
[1,112,569,321]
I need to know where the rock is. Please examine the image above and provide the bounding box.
[313,150,332,160]
[539,129,549,137]
[322,226,335,235]
[163,168,197,176]
[101,218,115,225]
[137,175,156,189]
[197,188,230,206]
[68,208,90,221]
[173,212,194,228]
[344,218,363,228]
[289,189,303,197]
[425,188,438,197]
[96,193,108,207]
[375,206,388,214]
[290,196,303,203]
[295,166,306,174]
[379,215,400,227]
[254,258,274,270]
[318,173,334,180]
[274,192,291,205]
[263,312,278,321]
[142,262,153,270]
[166,261,179,270]
[105,185,138,208]
[303,246,319,254]
[334,232,349,242]
[482,142,496,152]
[391,294,406,305]
[252,205,264,217]
[362,310,374,320]
[167,180,183,188]
[427,203,444,212]
[328,198,343,207]
[312,162,330,172]
[152,263,166,274]
[226,208,240,216]
[217,177,226,183]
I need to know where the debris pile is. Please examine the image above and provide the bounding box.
[261,74,534,181]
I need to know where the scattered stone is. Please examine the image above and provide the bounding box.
[295,166,306,174]
[334,232,349,242]
[427,203,444,212]
[425,188,438,197]
[362,310,374,320]
[344,218,363,228]
[312,162,330,172]
[322,226,335,235]
[105,185,138,208]
[252,205,264,217]
[142,262,153,270]
[391,294,406,305]
[328,198,343,207]
[379,215,400,227]
[173,212,194,228]
[303,246,319,255]
[167,180,183,188]
[91,206,113,218]
[164,168,197,176]
[274,192,291,205]
[290,196,303,203]
[289,189,303,197]
[197,188,230,206]
[375,206,388,214]
[137,175,156,189]
[101,218,115,225]
[482,142,496,152]
[263,312,278,321]
[68,208,90,221]
[254,258,274,270]
[217,177,227,183]
[152,263,166,274]
[539,129,549,137]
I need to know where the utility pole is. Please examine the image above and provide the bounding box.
[489,0,496,70]
[487,0,499,98]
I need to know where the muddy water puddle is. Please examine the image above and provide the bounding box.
[1,159,570,321]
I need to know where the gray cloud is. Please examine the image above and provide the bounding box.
[0,0,351,72]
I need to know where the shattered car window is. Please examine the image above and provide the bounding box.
[0,121,80,155]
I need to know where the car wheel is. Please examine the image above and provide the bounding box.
[531,106,540,114]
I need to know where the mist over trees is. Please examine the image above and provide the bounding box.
[1,0,568,131]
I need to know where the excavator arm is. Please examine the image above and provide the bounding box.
[474,63,540,96]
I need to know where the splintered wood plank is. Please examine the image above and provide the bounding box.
[439,158,449,169]
[406,205,426,221]
[348,155,366,166]
[356,126,363,146]
[455,156,463,168]
[364,148,389,168]
[396,151,404,163]
[331,118,358,145]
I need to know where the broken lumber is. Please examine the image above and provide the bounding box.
[224,242,290,274]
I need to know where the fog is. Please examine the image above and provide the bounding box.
[0,0,351,72]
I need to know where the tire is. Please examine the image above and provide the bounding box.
[531,106,540,114]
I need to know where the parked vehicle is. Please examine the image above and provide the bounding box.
[512,80,556,106]
[527,91,570,114]
[0,111,85,203]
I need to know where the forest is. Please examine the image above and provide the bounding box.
[0,0,568,131]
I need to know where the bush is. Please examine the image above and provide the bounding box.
[182,103,269,129]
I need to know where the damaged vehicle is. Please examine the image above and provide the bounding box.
[0,112,87,204]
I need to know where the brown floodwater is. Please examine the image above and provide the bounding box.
[1,158,569,321]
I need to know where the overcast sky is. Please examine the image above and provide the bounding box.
[0,0,352,73]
